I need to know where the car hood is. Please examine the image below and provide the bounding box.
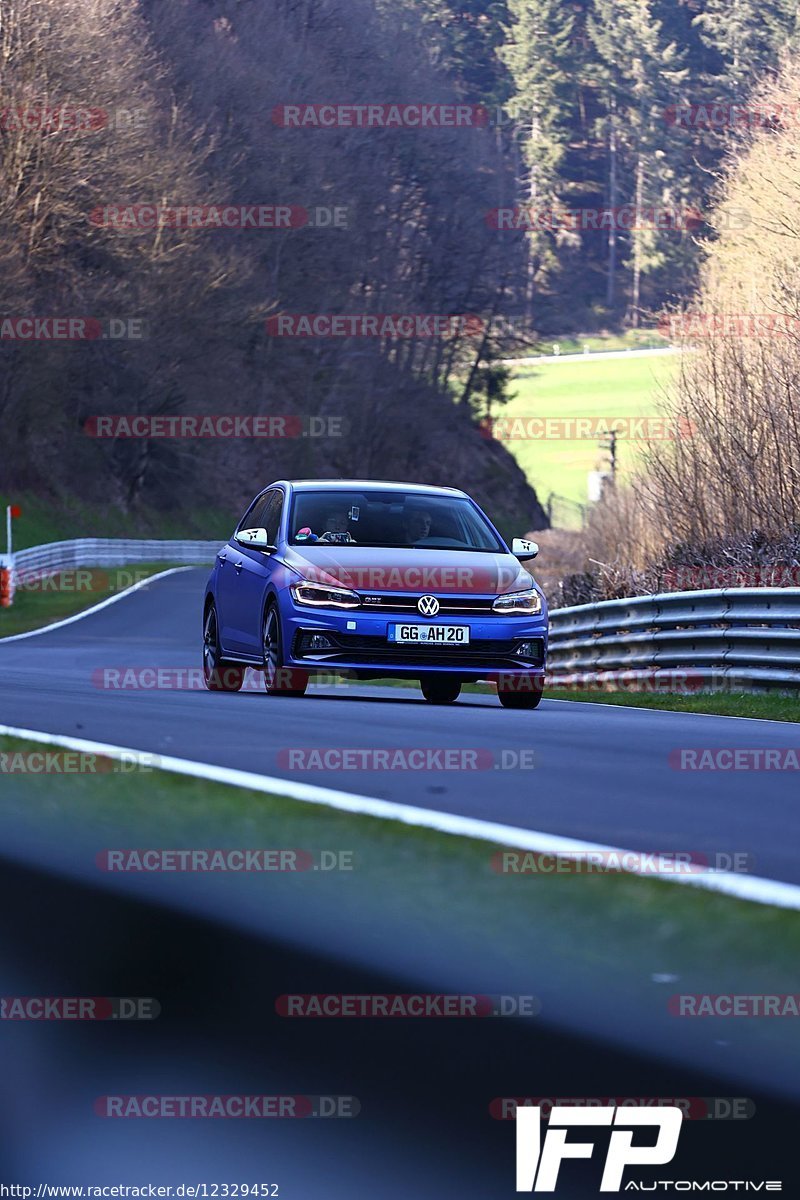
[282,545,536,596]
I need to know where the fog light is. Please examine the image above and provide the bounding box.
[516,640,540,659]
[308,633,334,650]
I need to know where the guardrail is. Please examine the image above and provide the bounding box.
[10,537,223,576]
[4,543,800,690]
[547,588,800,690]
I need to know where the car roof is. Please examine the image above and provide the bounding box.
[274,479,467,497]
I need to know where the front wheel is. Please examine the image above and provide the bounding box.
[498,677,544,709]
[420,676,461,704]
[263,605,309,696]
[203,603,245,692]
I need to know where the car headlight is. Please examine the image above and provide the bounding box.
[291,581,361,609]
[493,588,542,615]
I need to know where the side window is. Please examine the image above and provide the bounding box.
[239,490,276,533]
[263,491,284,544]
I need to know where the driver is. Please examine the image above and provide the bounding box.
[318,505,357,544]
[403,507,433,544]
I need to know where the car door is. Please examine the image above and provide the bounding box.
[217,489,283,657]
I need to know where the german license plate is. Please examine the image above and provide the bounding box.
[388,624,470,645]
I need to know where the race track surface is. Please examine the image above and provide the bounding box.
[1,568,797,884]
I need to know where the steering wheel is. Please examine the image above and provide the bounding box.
[318,530,355,544]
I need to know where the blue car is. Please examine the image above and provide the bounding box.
[203,479,548,708]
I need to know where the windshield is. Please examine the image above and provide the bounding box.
[288,489,505,552]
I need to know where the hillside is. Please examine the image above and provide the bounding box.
[0,0,546,535]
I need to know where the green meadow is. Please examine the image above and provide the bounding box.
[499,352,680,522]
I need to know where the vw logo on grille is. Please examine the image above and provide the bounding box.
[418,595,440,617]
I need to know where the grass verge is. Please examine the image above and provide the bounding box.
[0,732,797,1066]
[542,688,800,722]
[315,676,800,721]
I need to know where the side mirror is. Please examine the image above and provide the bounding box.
[236,527,276,552]
[512,537,539,561]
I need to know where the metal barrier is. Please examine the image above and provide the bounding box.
[11,538,223,577]
[547,589,800,690]
[5,542,800,689]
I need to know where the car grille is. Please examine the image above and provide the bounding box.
[294,632,545,669]
[358,595,499,615]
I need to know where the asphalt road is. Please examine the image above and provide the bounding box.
[1,567,799,885]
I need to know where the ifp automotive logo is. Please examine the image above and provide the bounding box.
[514,1105,782,1191]
[516,1105,682,1191]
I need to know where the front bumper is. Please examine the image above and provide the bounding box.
[281,597,548,679]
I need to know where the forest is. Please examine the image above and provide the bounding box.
[0,0,796,540]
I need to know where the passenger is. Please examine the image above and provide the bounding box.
[403,508,433,544]
[318,506,357,544]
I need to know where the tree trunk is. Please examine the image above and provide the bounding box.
[606,96,618,309]
[630,152,644,327]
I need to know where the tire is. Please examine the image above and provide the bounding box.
[263,604,309,696]
[420,676,461,704]
[203,603,246,692]
[498,676,544,709]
